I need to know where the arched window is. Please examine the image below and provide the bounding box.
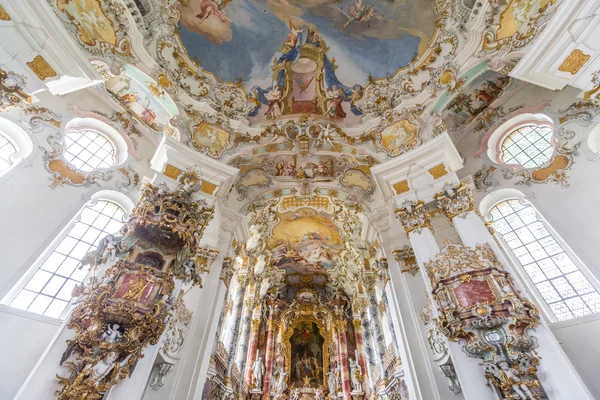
[0,117,34,179]
[488,198,600,322]
[5,192,133,318]
[0,132,17,172]
[486,113,555,169]
[500,124,554,168]
[64,130,116,171]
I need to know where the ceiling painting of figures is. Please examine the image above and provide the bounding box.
[176,0,437,121]
[268,208,343,276]
[177,0,437,87]
[442,71,511,131]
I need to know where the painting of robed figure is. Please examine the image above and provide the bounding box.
[289,322,325,388]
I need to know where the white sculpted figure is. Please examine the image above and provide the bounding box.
[89,352,130,383]
[252,356,265,389]
[102,323,123,343]
[290,388,300,400]
[314,387,324,400]
[272,368,288,394]
[349,357,362,392]
[100,234,120,262]
[327,367,338,395]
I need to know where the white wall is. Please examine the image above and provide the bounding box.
[550,315,600,396]
[0,306,61,399]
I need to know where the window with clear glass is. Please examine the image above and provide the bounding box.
[64,130,116,171]
[491,199,600,322]
[0,132,17,172]
[9,200,125,318]
[500,124,554,168]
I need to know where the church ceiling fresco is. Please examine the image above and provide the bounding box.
[39,0,565,289]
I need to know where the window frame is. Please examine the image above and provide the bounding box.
[1,191,134,320]
[499,124,554,168]
[486,113,555,168]
[481,190,600,324]
[0,117,35,182]
[63,128,117,172]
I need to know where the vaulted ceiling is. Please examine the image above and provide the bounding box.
[42,0,562,292]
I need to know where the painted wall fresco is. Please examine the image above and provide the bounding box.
[442,71,510,130]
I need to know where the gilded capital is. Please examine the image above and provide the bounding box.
[395,200,432,235]
[434,182,475,221]
[392,246,419,276]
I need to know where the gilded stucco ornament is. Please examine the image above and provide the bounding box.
[57,184,212,399]
[434,182,476,220]
[395,200,432,235]
[155,34,255,119]
[502,135,580,188]
[424,242,544,399]
[50,0,132,57]
[0,69,31,111]
[481,0,561,54]
[392,247,419,276]
[359,108,423,157]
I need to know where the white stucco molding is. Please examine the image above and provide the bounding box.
[370,132,464,206]
[150,135,239,204]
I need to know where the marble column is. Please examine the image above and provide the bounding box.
[336,318,352,398]
[235,288,255,373]
[261,297,285,399]
[358,305,376,394]
[366,277,388,390]
[352,317,368,391]
[244,315,262,386]
[226,274,248,373]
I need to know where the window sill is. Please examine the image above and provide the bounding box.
[0,304,63,326]
[548,312,600,330]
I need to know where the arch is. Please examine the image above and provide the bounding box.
[479,187,527,220]
[3,190,133,319]
[587,123,600,154]
[479,189,600,322]
[64,117,129,167]
[486,113,554,166]
[90,189,135,215]
[0,117,34,174]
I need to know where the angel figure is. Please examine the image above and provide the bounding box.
[89,352,131,383]
[342,0,383,27]
[284,22,307,49]
[195,0,228,23]
[317,124,336,147]
[101,323,123,343]
[314,387,324,400]
[99,234,120,263]
[290,388,300,400]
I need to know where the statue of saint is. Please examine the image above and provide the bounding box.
[252,356,265,390]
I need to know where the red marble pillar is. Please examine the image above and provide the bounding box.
[352,318,368,387]
[336,319,352,398]
[262,298,285,399]
[244,317,262,385]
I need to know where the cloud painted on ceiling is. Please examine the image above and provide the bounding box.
[177,0,435,89]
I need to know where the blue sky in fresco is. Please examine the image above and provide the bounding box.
[178,0,421,89]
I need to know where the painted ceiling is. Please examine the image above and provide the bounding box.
[176,0,437,88]
[44,0,563,292]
